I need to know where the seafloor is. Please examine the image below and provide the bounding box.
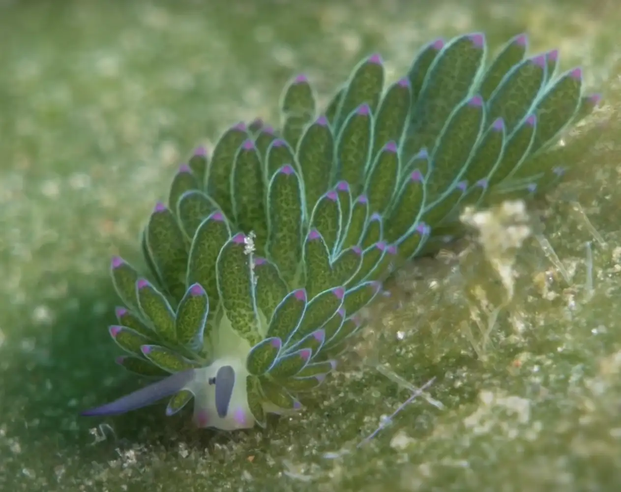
[1,0,620,491]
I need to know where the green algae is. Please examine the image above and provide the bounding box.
[1,1,621,491]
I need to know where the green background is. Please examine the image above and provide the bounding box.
[1,0,620,490]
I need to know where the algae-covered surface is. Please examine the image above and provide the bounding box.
[1,0,621,490]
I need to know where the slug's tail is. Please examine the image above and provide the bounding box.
[81,369,196,417]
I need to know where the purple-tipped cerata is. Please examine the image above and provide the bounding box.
[294,289,307,301]
[154,202,167,213]
[332,287,345,300]
[547,49,559,62]
[137,278,150,290]
[233,122,247,132]
[416,222,430,234]
[415,148,428,160]
[468,95,483,107]
[280,164,295,175]
[313,330,326,343]
[569,67,583,80]
[468,33,485,49]
[326,190,338,201]
[431,38,445,50]
[385,141,398,152]
[111,256,124,269]
[337,181,350,192]
[232,233,246,244]
[190,284,205,296]
[514,33,528,47]
[308,229,321,240]
[531,54,546,68]
[368,53,383,64]
[109,326,122,338]
[357,104,371,116]
[411,170,424,182]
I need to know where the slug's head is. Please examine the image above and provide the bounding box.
[82,358,256,431]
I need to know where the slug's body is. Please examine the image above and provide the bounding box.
[82,32,600,430]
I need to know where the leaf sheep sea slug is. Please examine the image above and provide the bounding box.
[82,32,601,430]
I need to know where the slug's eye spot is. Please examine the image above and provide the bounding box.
[215,366,235,418]
[208,377,216,385]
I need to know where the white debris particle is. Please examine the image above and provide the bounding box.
[464,390,532,435]
[479,390,494,406]
[10,440,22,454]
[95,54,121,78]
[68,172,92,190]
[116,448,138,467]
[461,200,532,301]
[32,305,54,325]
[612,246,621,263]
[20,338,36,352]
[54,465,66,481]
[496,395,531,424]
[178,442,189,459]
[390,430,415,451]
[40,179,61,198]
[244,231,256,256]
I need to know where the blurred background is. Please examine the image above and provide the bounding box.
[1,0,620,490]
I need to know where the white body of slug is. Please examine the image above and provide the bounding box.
[189,311,257,430]
[186,358,255,430]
